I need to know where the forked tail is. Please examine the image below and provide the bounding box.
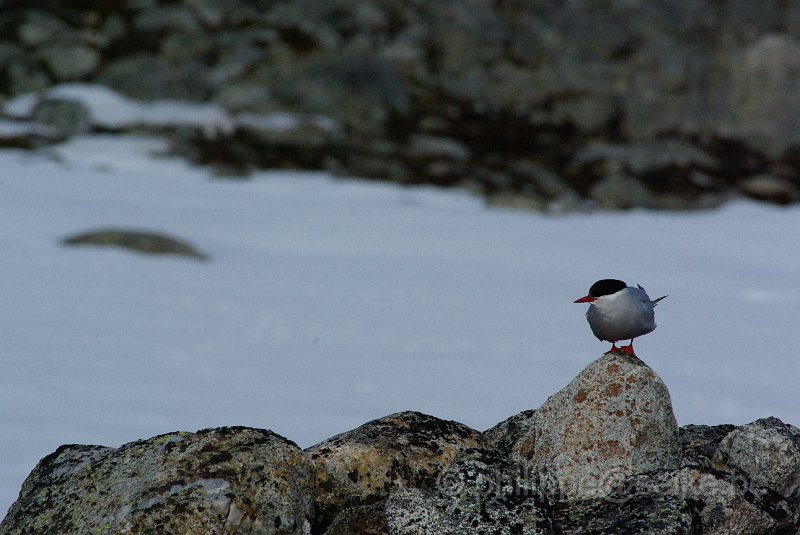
[651,295,668,306]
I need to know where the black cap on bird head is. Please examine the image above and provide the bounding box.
[588,279,626,298]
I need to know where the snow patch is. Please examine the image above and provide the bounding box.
[4,83,234,135]
[1,134,799,518]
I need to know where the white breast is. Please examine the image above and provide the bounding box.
[586,286,657,342]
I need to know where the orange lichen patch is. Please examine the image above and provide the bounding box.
[605,383,622,397]
[514,434,537,459]
[573,389,588,403]
[607,363,620,374]
[597,439,625,457]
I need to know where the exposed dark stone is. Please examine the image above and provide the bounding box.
[31,97,91,136]
[323,502,389,535]
[551,494,701,535]
[62,228,209,261]
[0,118,61,148]
[680,424,737,469]
[483,409,536,457]
[97,54,210,101]
[620,468,795,535]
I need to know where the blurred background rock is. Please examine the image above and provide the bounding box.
[2,0,799,211]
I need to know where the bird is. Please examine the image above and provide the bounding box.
[574,279,667,355]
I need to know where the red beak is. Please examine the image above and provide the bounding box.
[574,295,596,303]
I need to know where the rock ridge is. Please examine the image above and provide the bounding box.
[2,354,798,534]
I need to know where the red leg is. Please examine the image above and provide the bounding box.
[621,339,636,355]
[608,342,620,353]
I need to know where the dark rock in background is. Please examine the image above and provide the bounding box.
[31,97,91,137]
[62,228,209,261]
[0,118,60,148]
[1,0,800,210]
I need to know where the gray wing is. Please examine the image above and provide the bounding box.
[638,284,667,306]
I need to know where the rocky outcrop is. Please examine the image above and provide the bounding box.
[0,427,315,535]
[2,356,798,534]
[2,1,800,210]
[511,352,680,500]
[307,411,486,529]
[712,417,800,506]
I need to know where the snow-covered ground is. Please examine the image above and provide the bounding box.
[2,133,799,517]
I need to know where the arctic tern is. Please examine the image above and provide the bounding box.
[574,279,667,355]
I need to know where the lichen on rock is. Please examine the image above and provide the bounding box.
[511,352,680,500]
[2,358,799,534]
[0,427,314,535]
[306,410,486,531]
[713,417,800,503]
